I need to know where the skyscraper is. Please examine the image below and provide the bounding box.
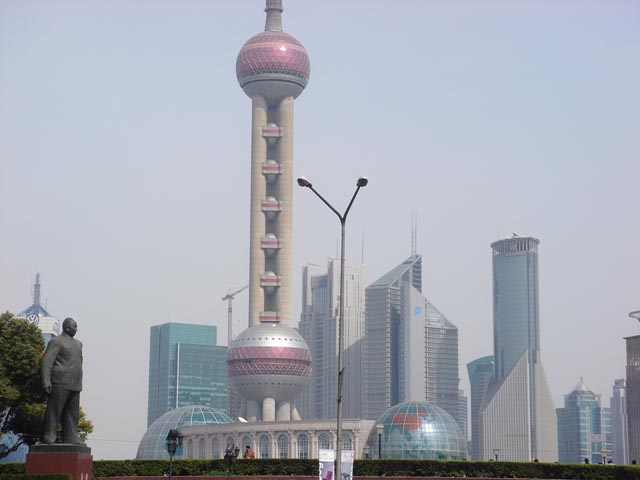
[227,0,311,422]
[147,322,228,426]
[364,255,422,419]
[556,379,611,464]
[467,355,494,460]
[479,235,557,462]
[625,310,640,463]
[364,255,459,422]
[298,259,365,419]
[458,390,468,444]
[611,378,629,465]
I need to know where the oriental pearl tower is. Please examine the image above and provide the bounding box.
[228,0,311,422]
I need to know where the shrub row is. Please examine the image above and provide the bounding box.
[91,458,317,477]
[3,458,640,479]
[2,475,70,480]
[355,459,640,479]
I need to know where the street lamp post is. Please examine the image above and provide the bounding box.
[224,444,241,480]
[376,424,384,460]
[298,175,368,480]
[165,429,184,479]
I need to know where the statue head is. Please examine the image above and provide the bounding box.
[62,317,77,337]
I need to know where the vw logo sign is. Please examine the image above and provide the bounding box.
[27,313,39,325]
[414,306,422,316]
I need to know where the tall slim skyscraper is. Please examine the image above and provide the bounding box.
[227,0,312,422]
[611,378,629,465]
[479,235,557,462]
[458,390,468,443]
[556,379,611,464]
[467,355,494,460]
[147,323,228,426]
[298,259,365,419]
[364,255,459,421]
[625,310,640,463]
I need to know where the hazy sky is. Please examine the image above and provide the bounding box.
[1,0,638,460]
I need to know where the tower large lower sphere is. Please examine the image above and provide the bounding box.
[228,323,311,421]
[229,0,311,421]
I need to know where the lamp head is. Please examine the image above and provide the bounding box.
[357,177,369,187]
[630,311,640,322]
[297,176,312,188]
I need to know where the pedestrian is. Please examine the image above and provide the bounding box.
[243,445,255,459]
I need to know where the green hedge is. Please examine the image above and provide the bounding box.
[353,459,640,479]
[92,458,318,477]
[3,458,640,479]
[92,458,640,479]
[2,475,70,480]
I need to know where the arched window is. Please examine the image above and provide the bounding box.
[318,433,331,450]
[259,435,270,459]
[198,438,206,458]
[211,438,221,458]
[342,433,352,451]
[297,434,309,459]
[187,439,194,459]
[277,434,289,458]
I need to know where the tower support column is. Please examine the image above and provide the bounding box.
[249,95,268,327]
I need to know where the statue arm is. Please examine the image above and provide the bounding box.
[40,340,60,393]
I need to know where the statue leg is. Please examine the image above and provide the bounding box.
[60,390,81,444]
[43,385,67,444]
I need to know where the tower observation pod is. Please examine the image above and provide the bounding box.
[229,0,312,422]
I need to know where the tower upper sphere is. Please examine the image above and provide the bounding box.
[236,0,310,103]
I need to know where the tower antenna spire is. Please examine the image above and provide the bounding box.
[33,272,42,307]
[265,0,283,32]
[411,213,418,256]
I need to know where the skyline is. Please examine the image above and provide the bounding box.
[1,0,639,460]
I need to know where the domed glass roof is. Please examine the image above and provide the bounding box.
[137,405,233,459]
[367,401,468,460]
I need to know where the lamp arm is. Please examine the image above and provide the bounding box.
[309,186,343,222]
[342,186,362,222]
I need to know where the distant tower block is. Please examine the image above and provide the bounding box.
[229,0,311,421]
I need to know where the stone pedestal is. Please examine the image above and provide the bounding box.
[26,444,92,480]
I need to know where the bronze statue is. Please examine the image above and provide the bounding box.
[40,317,83,444]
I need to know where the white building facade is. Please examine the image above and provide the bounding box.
[298,260,365,420]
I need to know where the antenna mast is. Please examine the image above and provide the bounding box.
[411,213,418,256]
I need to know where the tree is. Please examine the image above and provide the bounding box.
[0,311,93,459]
[0,311,46,458]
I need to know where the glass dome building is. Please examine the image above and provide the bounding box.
[137,405,233,459]
[367,401,468,460]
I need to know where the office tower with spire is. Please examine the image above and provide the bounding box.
[611,378,629,465]
[556,379,611,464]
[479,235,557,462]
[363,254,459,422]
[147,322,228,426]
[467,355,494,460]
[298,259,365,420]
[227,0,311,422]
[16,273,59,345]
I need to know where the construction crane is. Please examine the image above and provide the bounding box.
[222,285,249,347]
